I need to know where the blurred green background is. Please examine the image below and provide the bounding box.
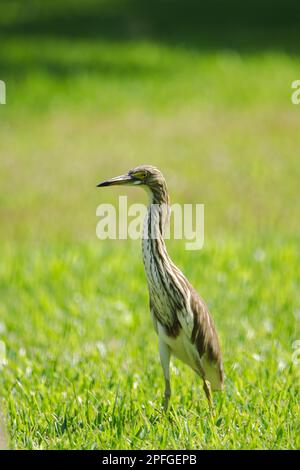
[1,0,300,241]
[0,0,299,449]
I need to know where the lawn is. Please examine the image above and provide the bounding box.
[0,0,299,449]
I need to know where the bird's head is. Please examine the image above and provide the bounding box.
[97,165,169,203]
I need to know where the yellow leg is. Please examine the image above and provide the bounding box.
[203,380,213,411]
[163,379,171,412]
[159,338,171,412]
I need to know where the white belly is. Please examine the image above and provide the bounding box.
[157,321,198,371]
[156,320,223,390]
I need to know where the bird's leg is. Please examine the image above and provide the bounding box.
[158,338,171,411]
[164,379,171,412]
[194,360,214,412]
[203,379,214,412]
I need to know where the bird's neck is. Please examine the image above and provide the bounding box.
[144,186,170,243]
[141,186,189,332]
[142,187,172,282]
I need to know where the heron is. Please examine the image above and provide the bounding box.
[97,165,224,410]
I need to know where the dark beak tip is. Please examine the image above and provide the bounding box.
[96,174,132,188]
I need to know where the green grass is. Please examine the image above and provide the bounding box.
[0,239,299,449]
[1,1,300,449]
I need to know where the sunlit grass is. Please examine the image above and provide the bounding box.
[0,239,299,449]
[1,8,300,448]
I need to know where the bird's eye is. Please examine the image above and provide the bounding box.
[132,171,146,180]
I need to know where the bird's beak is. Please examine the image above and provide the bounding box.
[97,173,133,187]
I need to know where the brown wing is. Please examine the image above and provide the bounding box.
[190,287,224,388]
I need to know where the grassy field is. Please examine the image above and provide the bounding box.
[0,1,300,449]
[0,239,300,449]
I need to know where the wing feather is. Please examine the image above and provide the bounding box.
[189,287,224,388]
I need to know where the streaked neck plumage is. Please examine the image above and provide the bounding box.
[142,181,170,266]
[141,182,189,334]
